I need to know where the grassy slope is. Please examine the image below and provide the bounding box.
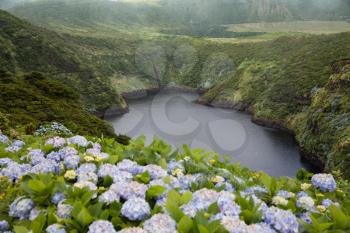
[0,10,129,136]
[0,71,115,137]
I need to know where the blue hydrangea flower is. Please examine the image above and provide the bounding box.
[68,136,89,147]
[311,174,336,192]
[78,172,98,184]
[167,160,185,174]
[1,162,31,181]
[0,131,9,144]
[46,137,66,148]
[144,164,167,180]
[111,181,148,200]
[46,224,67,233]
[9,197,35,220]
[98,164,133,183]
[98,190,120,205]
[57,201,73,219]
[77,163,97,175]
[0,158,12,167]
[29,207,41,221]
[46,151,61,163]
[215,181,235,192]
[31,159,60,174]
[241,186,268,196]
[178,174,202,190]
[58,147,78,160]
[117,227,147,233]
[296,196,315,211]
[298,212,312,224]
[51,192,66,205]
[87,220,116,233]
[296,191,309,198]
[217,191,240,217]
[74,181,97,196]
[277,190,295,199]
[321,198,338,208]
[247,223,277,233]
[64,155,80,169]
[0,220,9,231]
[116,159,144,175]
[220,216,248,233]
[143,214,177,233]
[264,207,299,233]
[12,140,25,148]
[121,198,151,221]
[190,188,219,210]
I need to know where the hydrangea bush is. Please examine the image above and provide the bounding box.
[0,132,349,233]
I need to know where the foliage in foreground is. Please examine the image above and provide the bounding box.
[0,128,349,233]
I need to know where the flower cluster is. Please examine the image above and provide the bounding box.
[0,130,348,233]
[35,122,72,136]
[311,174,337,192]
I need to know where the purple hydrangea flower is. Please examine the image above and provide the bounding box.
[87,220,116,233]
[143,214,177,233]
[121,198,151,221]
[98,164,133,183]
[167,160,185,173]
[178,174,202,190]
[0,131,9,144]
[296,191,309,198]
[78,172,98,184]
[277,190,294,199]
[217,191,240,217]
[190,188,219,210]
[247,223,277,233]
[68,136,89,147]
[9,197,35,220]
[29,207,41,221]
[298,212,312,224]
[311,174,336,192]
[264,207,299,233]
[0,158,12,167]
[46,224,67,233]
[46,151,61,163]
[322,199,337,208]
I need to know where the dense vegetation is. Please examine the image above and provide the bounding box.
[0,71,116,137]
[0,131,349,233]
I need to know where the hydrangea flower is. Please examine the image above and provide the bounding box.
[299,212,312,224]
[143,214,177,233]
[0,131,9,144]
[78,172,98,184]
[111,181,148,200]
[217,191,240,217]
[144,164,167,180]
[9,197,35,220]
[277,190,295,199]
[221,216,248,233]
[0,220,9,231]
[46,224,67,233]
[167,160,185,174]
[116,159,144,175]
[0,158,12,167]
[28,149,45,165]
[52,192,66,205]
[241,186,268,196]
[296,196,315,211]
[321,198,339,208]
[215,181,235,192]
[57,201,73,219]
[311,174,337,192]
[117,228,147,233]
[1,162,31,181]
[77,163,97,175]
[87,220,116,233]
[121,198,151,221]
[64,155,80,169]
[29,207,41,221]
[98,190,120,205]
[58,147,78,160]
[178,174,202,190]
[31,159,60,174]
[68,136,89,147]
[74,181,97,194]
[46,137,66,148]
[264,207,299,233]
[190,188,219,210]
[247,223,277,233]
[272,196,288,206]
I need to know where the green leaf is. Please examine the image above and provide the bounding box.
[178,215,193,233]
[31,212,46,233]
[198,225,210,233]
[329,205,349,229]
[147,185,166,199]
[181,191,193,205]
[76,207,93,228]
[13,226,30,233]
[134,171,151,184]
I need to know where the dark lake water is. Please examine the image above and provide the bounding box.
[107,91,310,177]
